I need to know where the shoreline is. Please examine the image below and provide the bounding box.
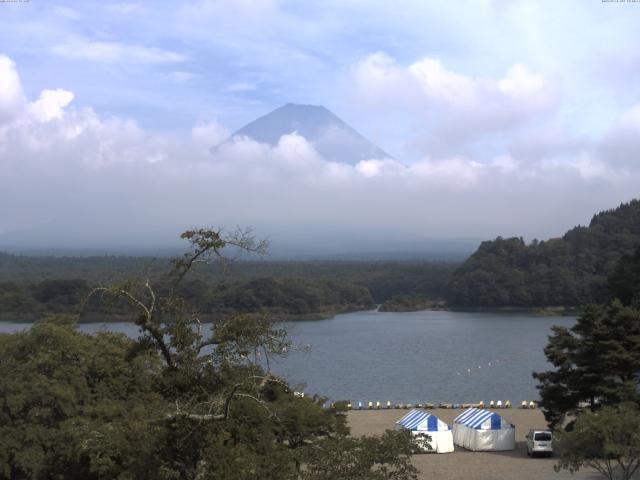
[375,305,580,316]
[0,304,580,324]
[0,304,375,324]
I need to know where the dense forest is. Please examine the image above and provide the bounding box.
[0,277,375,322]
[0,255,457,320]
[447,199,640,308]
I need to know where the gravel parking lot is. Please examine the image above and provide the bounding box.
[348,409,603,480]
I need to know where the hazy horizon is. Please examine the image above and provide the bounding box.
[1,1,640,253]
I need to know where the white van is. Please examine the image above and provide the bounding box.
[525,429,553,457]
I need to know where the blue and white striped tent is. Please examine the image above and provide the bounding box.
[397,409,450,432]
[454,408,509,430]
[395,409,454,453]
[452,408,515,451]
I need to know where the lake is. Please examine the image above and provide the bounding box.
[0,309,575,405]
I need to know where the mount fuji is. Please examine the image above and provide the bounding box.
[233,103,393,165]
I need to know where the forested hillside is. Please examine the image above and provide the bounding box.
[446,199,640,308]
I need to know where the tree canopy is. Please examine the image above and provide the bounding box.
[608,244,640,307]
[554,404,640,480]
[533,301,640,427]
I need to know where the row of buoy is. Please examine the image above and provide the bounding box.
[455,348,540,376]
[479,400,537,409]
[480,400,511,409]
[337,400,538,410]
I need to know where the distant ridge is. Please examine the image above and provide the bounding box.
[233,103,392,165]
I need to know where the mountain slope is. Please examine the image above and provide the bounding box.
[234,103,392,165]
[446,199,640,308]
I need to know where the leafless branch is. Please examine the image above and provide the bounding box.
[85,284,174,368]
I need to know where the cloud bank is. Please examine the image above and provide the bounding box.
[0,54,638,253]
[351,53,559,156]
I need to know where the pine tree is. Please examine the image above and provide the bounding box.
[533,301,640,427]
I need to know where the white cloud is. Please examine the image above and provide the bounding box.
[191,120,229,149]
[51,38,186,64]
[351,53,558,156]
[571,153,612,180]
[0,55,26,125]
[29,89,74,122]
[0,55,638,249]
[498,64,546,99]
[598,103,640,169]
[355,159,404,178]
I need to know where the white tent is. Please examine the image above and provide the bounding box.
[452,408,515,451]
[395,409,454,453]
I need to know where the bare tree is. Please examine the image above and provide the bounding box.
[85,226,288,423]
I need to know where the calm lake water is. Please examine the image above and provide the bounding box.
[0,309,575,404]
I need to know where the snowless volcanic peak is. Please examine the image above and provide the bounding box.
[233,103,393,165]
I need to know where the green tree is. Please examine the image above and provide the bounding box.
[554,404,640,480]
[0,315,164,480]
[302,430,419,480]
[533,301,640,427]
[609,245,640,307]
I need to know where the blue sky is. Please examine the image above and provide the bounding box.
[1,0,640,251]
[3,1,638,141]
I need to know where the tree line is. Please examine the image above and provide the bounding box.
[0,276,376,322]
[0,255,457,320]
